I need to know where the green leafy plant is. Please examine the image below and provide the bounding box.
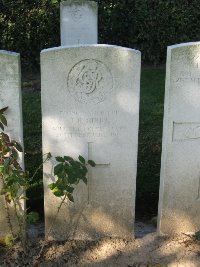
[0,106,28,250]
[0,233,15,247]
[4,234,15,247]
[49,155,95,200]
[0,106,96,261]
[0,107,50,251]
[37,155,96,260]
[26,211,39,224]
[47,155,95,230]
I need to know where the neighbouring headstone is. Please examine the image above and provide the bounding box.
[0,50,24,237]
[60,0,97,46]
[158,42,200,235]
[41,45,141,240]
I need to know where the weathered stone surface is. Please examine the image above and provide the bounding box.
[60,0,97,46]
[0,50,24,237]
[41,45,141,240]
[158,42,200,235]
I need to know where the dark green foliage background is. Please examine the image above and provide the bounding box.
[99,0,200,64]
[0,0,200,67]
[0,0,61,68]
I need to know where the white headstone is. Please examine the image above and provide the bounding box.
[158,42,200,235]
[0,50,24,237]
[60,0,98,46]
[41,45,141,240]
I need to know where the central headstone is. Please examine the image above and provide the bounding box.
[41,45,141,240]
[158,42,200,235]
[60,0,98,46]
[0,50,24,237]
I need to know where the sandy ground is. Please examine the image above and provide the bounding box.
[0,221,200,267]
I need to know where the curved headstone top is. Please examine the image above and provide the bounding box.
[41,44,141,240]
[158,41,200,235]
[61,0,97,8]
[167,41,200,49]
[60,0,98,46]
[41,44,141,54]
[0,50,19,56]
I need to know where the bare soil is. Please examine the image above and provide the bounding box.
[0,221,200,267]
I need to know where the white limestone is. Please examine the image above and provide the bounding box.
[0,50,24,237]
[60,0,97,46]
[41,45,141,240]
[158,42,200,235]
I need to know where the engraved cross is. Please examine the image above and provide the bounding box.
[87,142,110,204]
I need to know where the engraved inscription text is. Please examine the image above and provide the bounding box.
[52,110,123,140]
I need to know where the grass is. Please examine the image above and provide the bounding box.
[136,66,165,219]
[22,66,166,220]
[22,91,43,216]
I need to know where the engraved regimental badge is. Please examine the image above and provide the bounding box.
[70,6,82,21]
[67,59,113,104]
